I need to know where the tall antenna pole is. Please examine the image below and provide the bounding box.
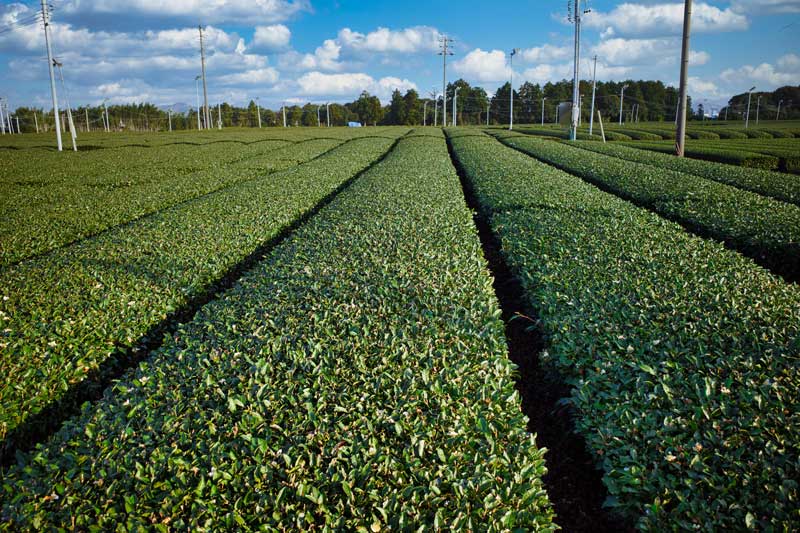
[675,0,692,157]
[199,26,210,130]
[569,0,587,141]
[509,49,519,130]
[41,0,62,151]
[438,35,453,128]
[589,55,598,136]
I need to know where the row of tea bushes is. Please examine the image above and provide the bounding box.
[0,134,401,457]
[572,140,800,206]
[1,132,555,531]
[447,130,800,530]
[491,131,800,280]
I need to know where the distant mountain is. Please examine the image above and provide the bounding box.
[158,103,192,114]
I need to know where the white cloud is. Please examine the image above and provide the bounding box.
[59,0,310,26]
[522,64,573,84]
[296,72,416,102]
[520,44,571,63]
[220,68,280,85]
[337,26,440,54]
[730,0,800,13]
[453,49,512,83]
[583,2,748,36]
[252,25,291,50]
[689,50,711,66]
[720,58,800,86]
[688,76,722,99]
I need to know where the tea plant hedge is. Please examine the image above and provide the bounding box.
[0,134,401,457]
[619,141,780,169]
[1,132,555,531]
[572,140,800,206]
[491,131,800,280]
[447,130,800,530]
[0,138,345,266]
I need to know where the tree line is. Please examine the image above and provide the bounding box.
[7,82,798,133]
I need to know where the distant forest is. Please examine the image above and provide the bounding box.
[8,82,799,132]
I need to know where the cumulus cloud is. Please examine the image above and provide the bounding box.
[591,38,710,67]
[296,71,416,102]
[584,2,748,36]
[520,44,571,63]
[337,26,440,54]
[730,0,800,13]
[453,49,512,83]
[720,54,800,86]
[219,68,280,85]
[58,0,310,27]
[251,25,291,50]
[521,64,573,84]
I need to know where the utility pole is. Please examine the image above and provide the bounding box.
[438,35,454,128]
[168,109,172,132]
[194,75,202,129]
[430,90,438,127]
[256,97,262,128]
[34,111,39,133]
[41,0,62,151]
[756,95,761,125]
[453,86,460,126]
[541,97,547,125]
[103,99,110,132]
[588,55,598,136]
[423,99,428,126]
[15,117,19,134]
[0,100,5,134]
[675,0,692,156]
[619,84,628,126]
[317,104,322,127]
[199,26,210,130]
[84,108,89,132]
[55,62,77,150]
[282,103,287,127]
[568,0,587,141]
[745,86,755,129]
[777,99,783,120]
[509,48,519,130]
[326,103,331,127]
[217,103,222,129]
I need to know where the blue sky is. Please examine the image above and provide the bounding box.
[0,0,797,111]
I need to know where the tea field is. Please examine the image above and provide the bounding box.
[0,126,798,531]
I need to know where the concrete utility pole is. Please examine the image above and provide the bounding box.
[168,109,172,132]
[217,102,222,129]
[541,97,547,125]
[452,86,460,127]
[55,62,77,150]
[34,111,39,133]
[430,90,438,127]
[509,48,519,130]
[194,75,202,129]
[199,26,210,130]
[317,104,322,127]
[619,84,629,126]
[745,86,755,128]
[41,0,62,150]
[756,95,761,125]
[423,99,428,126]
[85,108,89,132]
[569,0,587,141]
[256,97,262,128]
[589,55,598,136]
[103,99,110,132]
[326,103,331,127]
[438,35,454,128]
[675,0,692,156]
[15,117,19,134]
[777,99,783,119]
[282,103,287,127]
[0,100,5,134]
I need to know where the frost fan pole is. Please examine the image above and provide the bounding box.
[675,0,692,157]
[199,26,210,130]
[41,0,62,151]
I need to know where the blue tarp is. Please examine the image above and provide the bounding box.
[347,122,362,128]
